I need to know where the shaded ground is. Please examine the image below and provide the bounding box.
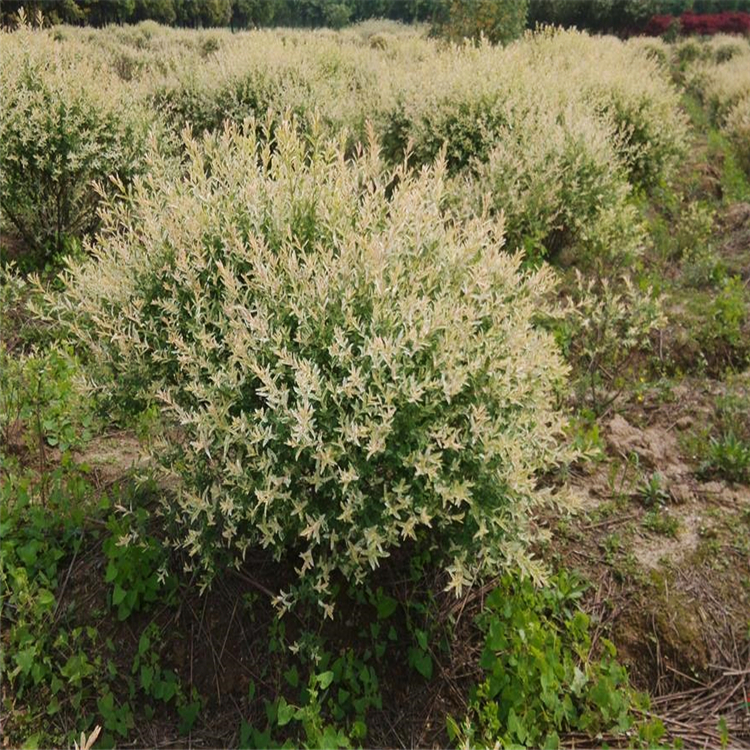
[47,485,482,748]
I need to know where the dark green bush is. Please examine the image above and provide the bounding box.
[449,572,650,748]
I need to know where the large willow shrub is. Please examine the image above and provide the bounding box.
[0,27,148,263]
[148,28,390,147]
[55,121,572,614]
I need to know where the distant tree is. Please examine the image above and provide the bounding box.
[1,0,85,25]
[359,0,436,22]
[322,1,351,28]
[231,0,280,28]
[528,0,660,33]
[200,0,233,26]
[0,0,462,28]
[81,0,136,25]
[133,0,176,24]
[53,0,86,23]
[173,0,199,25]
[434,0,529,44]
[173,0,231,27]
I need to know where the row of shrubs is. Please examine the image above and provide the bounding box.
[1,21,688,269]
[681,35,750,171]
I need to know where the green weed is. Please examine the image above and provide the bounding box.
[448,572,643,749]
[702,432,750,484]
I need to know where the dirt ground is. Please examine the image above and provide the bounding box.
[560,375,750,747]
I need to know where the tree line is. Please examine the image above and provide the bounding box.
[1,0,437,29]
[3,0,750,36]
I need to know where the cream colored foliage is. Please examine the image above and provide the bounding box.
[4,21,685,183]
[726,94,750,171]
[54,121,573,612]
[688,50,750,120]
[683,40,750,171]
[450,97,644,262]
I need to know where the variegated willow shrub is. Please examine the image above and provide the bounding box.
[0,25,149,266]
[685,42,750,174]
[450,102,646,265]
[127,24,686,190]
[148,28,394,148]
[725,97,750,174]
[52,120,573,616]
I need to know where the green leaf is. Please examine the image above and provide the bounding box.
[571,666,588,694]
[409,648,433,680]
[240,720,253,748]
[178,700,201,734]
[486,619,505,651]
[590,678,612,710]
[37,588,55,610]
[265,699,277,725]
[352,719,367,740]
[376,593,397,619]
[18,540,40,566]
[140,665,154,691]
[21,734,40,750]
[276,698,295,727]
[98,691,115,717]
[284,666,299,688]
[160,678,177,702]
[446,715,461,742]
[317,670,335,689]
[112,584,127,605]
[508,707,527,743]
[15,647,35,675]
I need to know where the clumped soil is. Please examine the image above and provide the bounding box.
[560,375,750,747]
